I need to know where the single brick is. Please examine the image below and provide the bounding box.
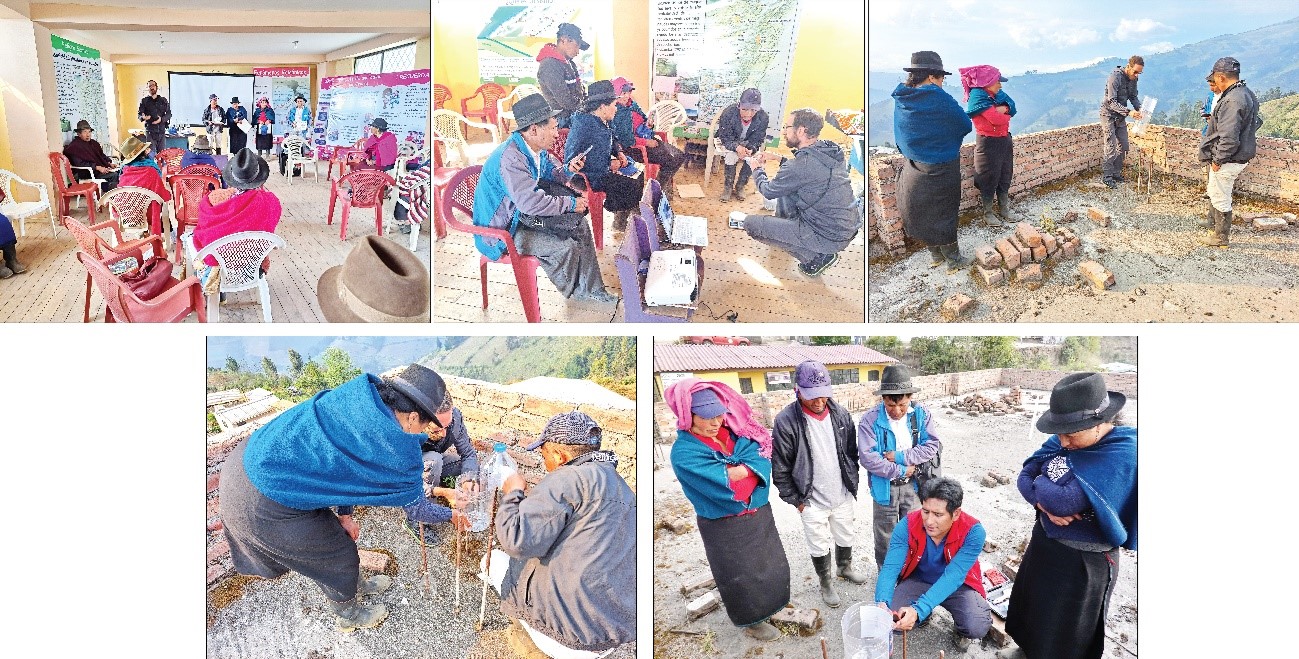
[770,607,824,632]
[207,471,221,494]
[974,243,1002,269]
[1008,235,1031,263]
[940,293,977,321]
[1015,263,1043,285]
[1014,222,1043,247]
[1030,245,1048,262]
[995,239,1022,270]
[1042,233,1058,253]
[987,617,1012,647]
[358,549,389,572]
[1087,206,1111,227]
[207,540,230,564]
[686,590,721,620]
[1253,217,1287,231]
[1079,261,1115,290]
[680,574,716,597]
[975,265,1005,287]
[207,518,224,532]
[207,564,231,586]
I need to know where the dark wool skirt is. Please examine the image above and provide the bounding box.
[255,132,274,152]
[973,134,1014,197]
[219,438,361,603]
[697,504,790,627]
[229,129,248,153]
[898,157,961,246]
[1005,516,1120,659]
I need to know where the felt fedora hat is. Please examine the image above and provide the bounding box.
[118,135,150,163]
[75,119,94,132]
[583,80,617,109]
[223,148,270,190]
[1035,372,1125,435]
[386,363,446,421]
[318,235,429,323]
[874,364,921,396]
[191,135,212,152]
[512,94,561,131]
[904,50,952,76]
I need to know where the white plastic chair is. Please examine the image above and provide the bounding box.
[0,169,55,237]
[281,136,319,184]
[396,172,431,252]
[432,109,500,166]
[647,100,689,147]
[193,230,285,323]
[394,141,419,184]
[703,113,725,185]
[69,165,109,195]
[496,84,542,134]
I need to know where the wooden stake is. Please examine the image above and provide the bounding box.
[820,638,829,659]
[476,491,500,631]
[419,522,430,593]
[454,515,463,613]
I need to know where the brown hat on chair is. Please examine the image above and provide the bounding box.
[318,236,429,322]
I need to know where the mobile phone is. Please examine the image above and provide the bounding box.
[569,144,594,164]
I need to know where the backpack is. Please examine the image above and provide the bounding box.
[909,408,942,487]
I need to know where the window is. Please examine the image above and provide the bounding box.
[867,369,880,382]
[739,378,753,394]
[355,43,417,74]
[830,368,860,385]
[765,371,794,391]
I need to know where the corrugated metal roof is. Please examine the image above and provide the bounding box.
[654,344,899,372]
[206,389,244,407]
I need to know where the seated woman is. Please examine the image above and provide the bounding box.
[0,207,27,278]
[566,80,645,231]
[610,76,683,199]
[363,118,398,172]
[188,148,283,289]
[116,135,171,236]
[181,135,219,169]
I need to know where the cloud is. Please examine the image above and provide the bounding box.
[1024,56,1109,75]
[1007,21,1101,49]
[1111,18,1172,42]
[1141,41,1176,54]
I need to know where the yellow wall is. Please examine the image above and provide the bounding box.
[0,91,11,171]
[656,363,888,397]
[787,0,865,118]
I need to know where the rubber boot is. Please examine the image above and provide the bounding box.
[358,573,393,597]
[928,245,946,268]
[661,173,676,200]
[940,242,973,273]
[979,194,1001,227]
[742,621,781,641]
[0,263,12,279]
[835,545,868,584]
[2,244,26,275]
[1201,208,1230,247]
[733,164,751,201]
[1198,203,1213,229]
[719,164,736,201]
[812,553,841,608]
[329,597,388,632]
[612,209,631,232]
[997,191,1013,221]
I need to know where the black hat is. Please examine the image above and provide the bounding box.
[903,51,952,76]
[1206,56,1241,81]
[370,117,388,131]
[387,364,446,421]
[1035,372,1126,435]
[512,94,562,131]
[294,95,306,102]
[223,148,270,190]
[556,22,589,51]
[583,80,617,110]
[230,96,241,104]
[74,119,94,132]
[874,365,921,396]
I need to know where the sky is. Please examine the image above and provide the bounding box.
[869,0,1299,76]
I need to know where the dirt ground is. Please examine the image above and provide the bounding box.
[869,173,1299,322]
[653,388,1138,658]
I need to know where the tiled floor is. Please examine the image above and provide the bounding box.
[433,140,865,323]
[0,159,430,323]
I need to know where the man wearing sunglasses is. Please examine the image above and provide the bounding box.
[405,387,481,546]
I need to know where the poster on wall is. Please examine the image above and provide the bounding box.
[51,35,109,144]
[651,0,802,135]
[319,70,430,154]
[253,67,312,136]
[475,1,595,86]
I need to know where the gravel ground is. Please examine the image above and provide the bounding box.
[207,505,636,659]
[653,389,1138,658]
[869,173,1299,322]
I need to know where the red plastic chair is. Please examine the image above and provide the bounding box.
[76,248,206,323]
[48,152,99,223]
[438,165,543,323]
[156,148,186,181]
[549,129,604,250]
[62,215,166,322]
[632,143,661,182]
[178,163,221,179]
[328,169,396,240]
[434,84,452,110]
[169,174,220,269]
[430,133,460,240]
[459,83,506,135]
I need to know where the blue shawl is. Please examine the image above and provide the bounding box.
[966,88,1017,118]
[670,428,771,520]
[1024,426,1138,550]
[126,154,163,176]
[892,83,972,164]
[473,131,559,260]
[243,374,425,511]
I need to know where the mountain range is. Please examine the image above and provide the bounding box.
[206,337,443,375]
[870,15,1299,146]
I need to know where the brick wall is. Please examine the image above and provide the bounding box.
[869,124,1106,255]
[1131,124,1299,205]
[1000,369,1137,398]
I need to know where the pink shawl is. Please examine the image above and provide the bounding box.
[664,377,773,457]
[193,188,282,266]
[960,64,1004,102]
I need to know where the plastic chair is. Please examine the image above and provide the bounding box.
[460,83,507,133]
[77,250,206,323]
[168,174,220,270]
[62,215,165,322]
[432,109,500,165]
[48,153,99,225]
[281,136,319,184]
[69,163,109,194]
[434,83,452,110]
[193,230,285,323]
[549,128,604,250]
[395,167,431,252]
[328,169,396,240]
[178,163,221,179]
[99,186,166,245]
[647,100,689,146]
[496,84,542,133]
[439,165,543,323]
[394,141,419,184]
[430,133,460,241]
[0,168,55,236]
[326,148,367,180]
[156,147,186,181]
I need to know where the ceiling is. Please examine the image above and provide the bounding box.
[54,29,385,57]
[31,0,427,10]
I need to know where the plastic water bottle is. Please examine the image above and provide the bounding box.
[482,442,518,491]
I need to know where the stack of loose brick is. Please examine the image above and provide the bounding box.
[972,222,1081,289]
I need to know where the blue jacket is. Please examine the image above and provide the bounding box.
[1022,425,1138,550]
[716,103,770,153]
[966,87,1017,118]
[0,211,15,246]
[225,105,248,129]
[857,402,941,506]
[180,151,218,169]
[610,100,650,153]
[287,106,313,134]
[892,83,971,164]
[875,513,986,621]
[473,131,576,260]
[566,110,621,188]
[670,428,771,519]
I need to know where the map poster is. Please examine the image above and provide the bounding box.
[651,0,803,137]
[319,70,430,154]
[51,34,109,142]
[475,2,594,86]
[253,67,312,136]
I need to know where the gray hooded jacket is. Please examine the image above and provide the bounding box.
[754,139,861,245]
[496,452,636,651]
[1199,80,1261,165]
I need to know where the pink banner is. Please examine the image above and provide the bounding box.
[254,67,311,78]
[321,70,430,90]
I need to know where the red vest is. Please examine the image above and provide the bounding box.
[899,509,986,597]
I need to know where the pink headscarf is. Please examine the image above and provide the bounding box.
[664,377,773,457]
[959,64,1005,101]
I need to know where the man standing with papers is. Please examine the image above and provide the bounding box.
[742,108,860,277]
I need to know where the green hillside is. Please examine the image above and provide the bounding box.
[429,336,636,399]
[1260,93,1299,139]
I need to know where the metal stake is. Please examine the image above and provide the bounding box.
[454,513,463,613]
[476,490,500,631]
[419,522,430,593]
